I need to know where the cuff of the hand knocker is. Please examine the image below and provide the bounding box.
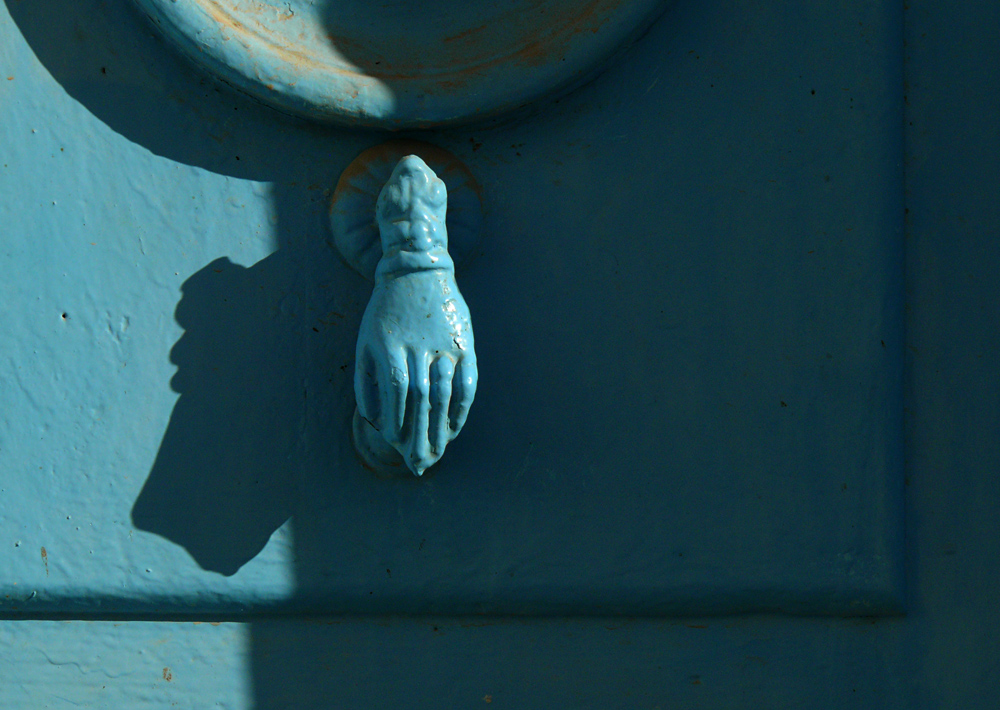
[375,249,455,279]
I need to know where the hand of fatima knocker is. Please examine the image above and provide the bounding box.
[352,156,478,476]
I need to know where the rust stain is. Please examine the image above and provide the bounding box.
[326,33,364,51]
[435,79,469,91]
[333,140,484,214]
[162,667,173,681]
[483,696,493,703]
[201,0,349,75]
[185,0,632,128]
[484,0,615,70]
[442,24,489,44]
[330,0,619,81]
[40,547,48,576]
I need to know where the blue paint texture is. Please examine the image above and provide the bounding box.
[0,0,904,617]
[4,0,1000,706]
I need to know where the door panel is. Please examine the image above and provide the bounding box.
[0,0,903,617]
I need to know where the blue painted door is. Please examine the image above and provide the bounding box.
[2,0,999,707]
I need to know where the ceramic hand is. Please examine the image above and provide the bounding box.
[354,156,477,476]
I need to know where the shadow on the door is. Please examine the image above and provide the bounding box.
[4,0,424,703]
[5,0,384,578]
[5,0,558,702]
[129,253,302,576]
[129,184,365,576]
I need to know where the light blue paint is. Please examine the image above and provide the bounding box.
[11,0,1000,705]
[1,0,904,617]
[351,155,477,476]
[0,621,253,708]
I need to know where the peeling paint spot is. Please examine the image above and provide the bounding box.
[40,547,48,575]
[163,667,173,681]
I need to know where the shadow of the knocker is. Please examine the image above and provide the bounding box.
[4,0,406,579]
[132,255,292,575]
[131,182,368,577]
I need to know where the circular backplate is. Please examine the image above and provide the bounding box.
[330,141,483,280]
[131,0,668,128]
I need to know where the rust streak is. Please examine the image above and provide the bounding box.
[442,24,489,44]
[332,0,620,81]
[200,0,352,75]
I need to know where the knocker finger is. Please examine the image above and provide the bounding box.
[449,355,478,435]
[406,349,433,474]
[380,346,409,444]
[355,345,381,430]
[429,355,455,456]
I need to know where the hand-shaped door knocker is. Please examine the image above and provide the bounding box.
[330,143,481,476]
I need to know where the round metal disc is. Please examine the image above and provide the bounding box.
[130,0,669,128]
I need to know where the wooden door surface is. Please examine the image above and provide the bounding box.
[1,0,997,707]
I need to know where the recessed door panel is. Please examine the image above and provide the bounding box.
[0,0,903,616]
